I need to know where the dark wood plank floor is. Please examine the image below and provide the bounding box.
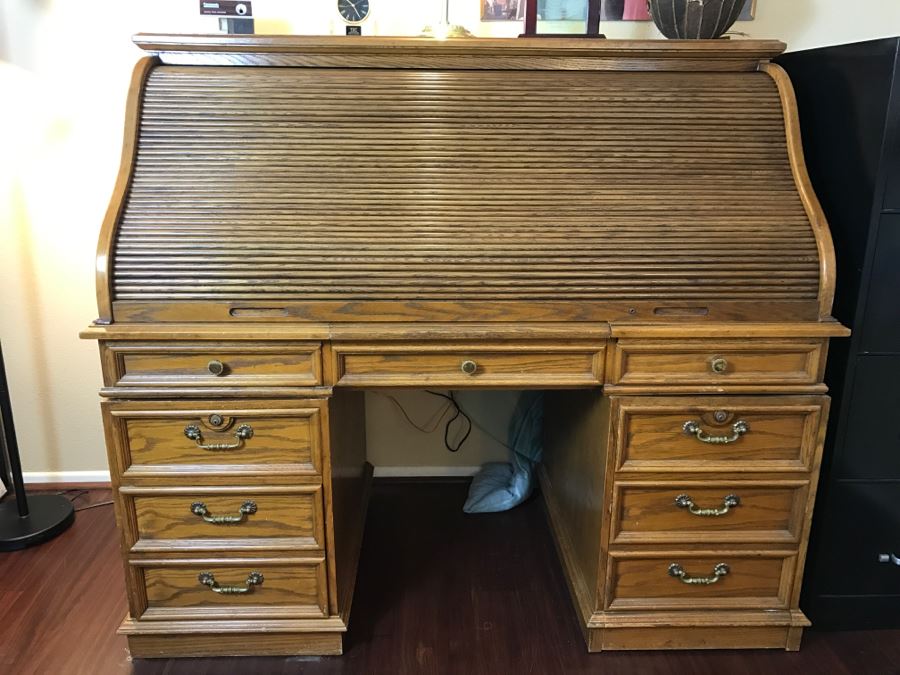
[2,482,899,675]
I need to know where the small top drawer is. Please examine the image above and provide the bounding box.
[106,342,322,388]
[331,342,606,387]
[609,339,825,387]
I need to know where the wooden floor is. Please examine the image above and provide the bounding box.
[2,481,899,675]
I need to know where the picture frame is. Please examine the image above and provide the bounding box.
[481,0,527,21]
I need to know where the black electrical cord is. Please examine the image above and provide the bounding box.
[75,501,114,512]
[426,390,472,453]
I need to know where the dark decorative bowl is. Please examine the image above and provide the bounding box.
[648,0,745,39]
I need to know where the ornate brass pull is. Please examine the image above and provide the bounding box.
[710,356,729,374]
[675,493,740,517]
[668,562,730,585]
[184,423,253,451]
[198,571,264,595]
[461,360,478,375]
[207,360,226,376]
[191,500,257,524]
[682,420,749,444]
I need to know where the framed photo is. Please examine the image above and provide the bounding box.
[537,0,588,21]
[481,0,527,21]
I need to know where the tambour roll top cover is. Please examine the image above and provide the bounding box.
[97,36,837,327]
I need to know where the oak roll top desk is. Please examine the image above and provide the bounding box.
[82,35,849,657]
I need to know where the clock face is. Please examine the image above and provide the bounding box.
[337,0,370,23]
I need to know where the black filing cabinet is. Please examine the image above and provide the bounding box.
[778,38,900,629]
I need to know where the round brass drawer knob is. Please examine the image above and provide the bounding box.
[461,360,478,376]
[710,357,728,374]
[207,359,226,376]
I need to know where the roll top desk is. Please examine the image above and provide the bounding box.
[82,35,849,657]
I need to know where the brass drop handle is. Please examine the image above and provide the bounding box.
[675,493,740,517]
[461,360,478,375]
[198,571,264,595]
[710,356,729,374]
[207,359,226,376]
[184,423,254,451]
[668,562,730,585]
[683,420,749,444]
[191,500,257,524]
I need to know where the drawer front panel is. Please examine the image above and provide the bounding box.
[332,343,605,387]
[138,560,328,619]
[611,482,808,544]
[128,488,324,551]
[607,553,794,610]
[110,342,322,387]
[614,396,826,472]
[610,339,823,386]
[105,401,323,477]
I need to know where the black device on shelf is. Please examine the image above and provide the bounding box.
[777,37,900,630]
[0,342,75,551]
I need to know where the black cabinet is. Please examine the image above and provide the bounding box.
[778,38,900,630]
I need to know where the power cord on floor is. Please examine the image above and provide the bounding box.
[56,488,114,512]
[74,501,114,512]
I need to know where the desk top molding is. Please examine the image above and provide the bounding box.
[133,35,787,71]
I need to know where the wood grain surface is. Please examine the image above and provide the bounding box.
[140,560,327,618]
[103,400,325,477]
[130,488,324,550]
[106,60,824,323]
[606,552,794,610]
[111,341,322,388]
[610,339,825,386]
[610,481,808,544]
[612,396,824,472]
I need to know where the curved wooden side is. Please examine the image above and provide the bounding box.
[94,56,158,324]
[761,62,837,319]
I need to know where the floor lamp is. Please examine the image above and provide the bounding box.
[0,341,74,550]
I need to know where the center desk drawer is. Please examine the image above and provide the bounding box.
[331,342,606,387]
[121,486,325,552]
[103,400,324,478]
[612,396,827,473]
[107,342,322,387]
[609,339,824,386]
[134,558,328,620]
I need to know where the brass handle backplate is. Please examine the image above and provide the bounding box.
[675,493,740,517]
[207,359,226,376]
[710,356,729,374]
[184,423,253,451]
[461,360,478,375]
[683,420,749,444]
[668,562,730,585]
[198,571,264,595]
[191,500,257,524]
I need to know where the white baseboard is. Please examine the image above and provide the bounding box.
[373,466,481,478]
[19,467,478,484]
[23,470,112,484]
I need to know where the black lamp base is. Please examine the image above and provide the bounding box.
[0,494,75,552]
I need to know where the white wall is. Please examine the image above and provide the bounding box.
[1,0,898,479]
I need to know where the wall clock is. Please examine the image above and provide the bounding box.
[337,0,370,24]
